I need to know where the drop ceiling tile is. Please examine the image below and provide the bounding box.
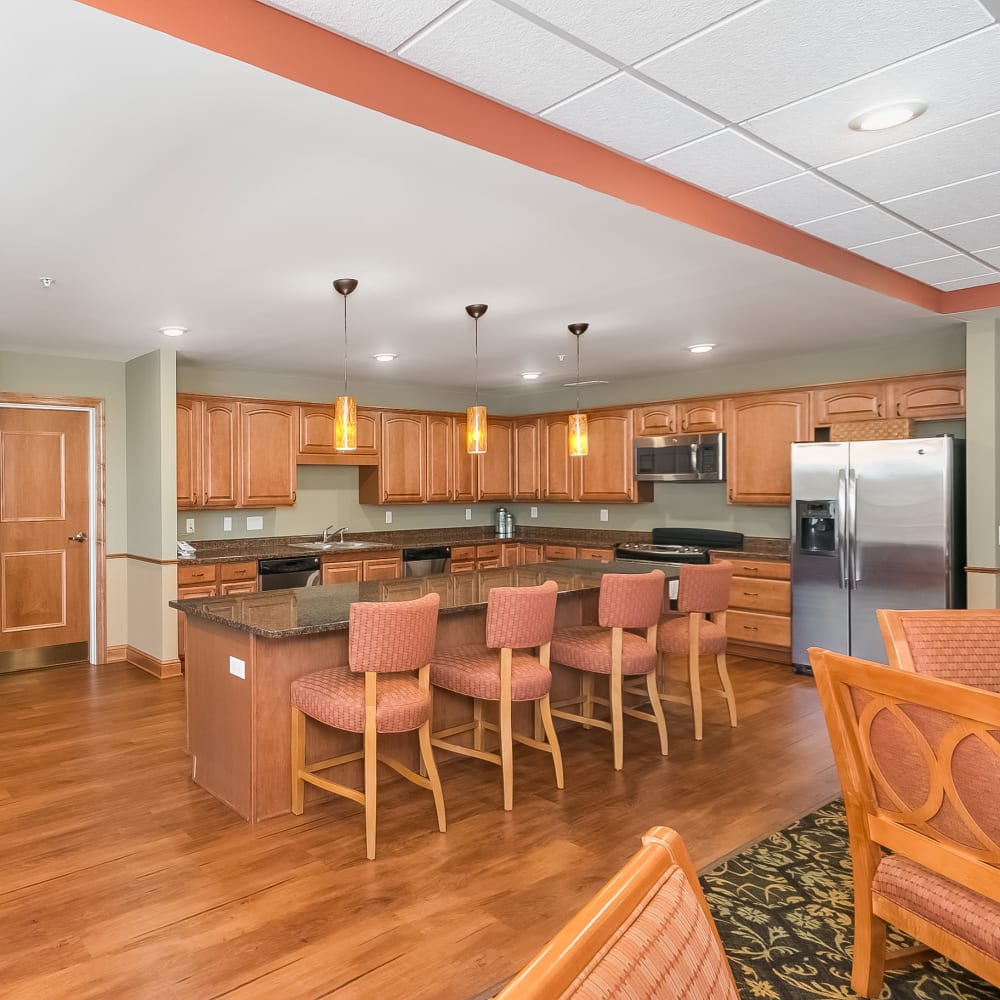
[823,111,1000,204]
[936,271,1000,289]
[256,0,456,51]
[511,0,756,63]
[981,248,1000,267]
[746,28,1000,166]
[542,74,718,160]
[647,130,801,196]
[849,232,958,268]
[637,0,990,122]
[398,0,615,114]
[732,173,865,227]
[933,213,1000,252]
[898,255,993,283]
[886,170,1000,230]
[799,207,913,247]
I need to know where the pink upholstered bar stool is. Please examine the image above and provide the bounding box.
[656,561,737,741]
[430,580,562,811]
[290,592,445,861]
[550,570,668,771]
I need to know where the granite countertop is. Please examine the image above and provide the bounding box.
[170,559,680,639]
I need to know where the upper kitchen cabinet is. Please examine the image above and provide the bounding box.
[513,417,542,500]
[177,395,239,509]
[296,404,379,464]
[541,414,576,502]
[678,399,725,433]
[239,402,297,507]
[477,416,514,500]
[634,403,676,436]
[726,391,812,506]
[358,411,426,504]
[451,414,477,502]
[887,372,966,420]
[579,408,652,503]
[812,383,886,424]
[425,412,453,503]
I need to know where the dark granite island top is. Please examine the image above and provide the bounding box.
[170,559,680,640]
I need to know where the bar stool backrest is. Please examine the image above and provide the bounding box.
[677,562,732,616]
[598,570,666,630]
[348,592,441,673]
[486,580,558,650]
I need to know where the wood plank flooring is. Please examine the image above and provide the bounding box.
[0,655,839,999]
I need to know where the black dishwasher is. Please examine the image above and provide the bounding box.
[258,556,321,590]
[402,546,451,577]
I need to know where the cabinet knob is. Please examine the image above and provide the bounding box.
[877,403,883,417]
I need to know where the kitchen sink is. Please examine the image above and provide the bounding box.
[289,540,394,551]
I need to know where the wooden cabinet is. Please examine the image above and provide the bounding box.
[634,404,676,436]
[544,544,577,561]
[451,415,478,502]
[363,556,402,581]
[450,546,476,573]
[321,554,402,583]
[887,372,965,419]
[812,383,886,424]
[239,402,297,507]
[577,547,614,563]
[715,557,790,662]
[425,413,454,503]
[513,417,542,500]
[322,560,363,585]
[541,415,575,502]
[177,396,239,509]
[726,392,812,506]
[296,404,378,464]
[477,417,514,500]
[678,399,725,433]
[176,560,258,659]
[579,409,651,503]
[359,411,426,504]
[501,542,519,567]
[519,543,544,564]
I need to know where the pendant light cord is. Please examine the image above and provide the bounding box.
[342,292,349,397]
[575,331,581,413]
[474,316,479,406]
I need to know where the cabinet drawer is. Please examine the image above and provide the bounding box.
[451,560,476,574]
[717,557,790,581]
[727,610,790,647]
[545,545,577,561]
[451,546,476,562]
[178,564,218,586]
[177,583,218,600]
[729,577,789,614]
[220,560,257,581]
[477,558,500,570]
[219,580,257,596]
[577,547,614,563]
[476,543,501,559]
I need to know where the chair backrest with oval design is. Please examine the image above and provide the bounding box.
[486,580,558,651]
[348,592,440,673]
[597,570,665,630]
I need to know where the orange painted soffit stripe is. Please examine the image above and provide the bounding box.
[77,0,1000,315]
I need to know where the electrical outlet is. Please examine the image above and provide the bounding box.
[229,656,245,679]
[185,518,195,534]
[465,508,472,520]
[530,506,538,519]
[246,515,263,531]
[385,511,393,524]
[600,509,609,522]
[223,517,232,532]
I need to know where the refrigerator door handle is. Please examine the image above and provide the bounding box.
[848,468,860,587]
[837,469,849,589]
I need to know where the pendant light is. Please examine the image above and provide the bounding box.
[466,303,488,454]
[333,278,358,451]
[568,322,589,457]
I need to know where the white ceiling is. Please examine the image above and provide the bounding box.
[0,0,990,392]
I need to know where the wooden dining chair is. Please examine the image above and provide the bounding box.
[877,608,1000,692]
[810,646,1000,997]
[550,570,668,770]
[430,581,562,811]
[290,592,445,860]
[656,561,737,741]
[496,825,740,999]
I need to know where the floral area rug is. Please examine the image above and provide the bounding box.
[701,800,1000,999]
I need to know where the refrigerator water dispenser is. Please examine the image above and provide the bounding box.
[797,500,837,555]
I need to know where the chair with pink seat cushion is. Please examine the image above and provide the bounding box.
[290,592,444,861]
[430,580,562,811]
[656,561,737,741]
[550,570,668,771]
[811,646,1000,997]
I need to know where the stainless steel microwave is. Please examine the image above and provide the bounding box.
[633,432,726,482]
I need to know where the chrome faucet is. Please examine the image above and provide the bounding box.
[322,524,348,543]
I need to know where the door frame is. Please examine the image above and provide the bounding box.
[0,394,107,665]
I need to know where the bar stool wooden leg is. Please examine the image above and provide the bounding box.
[364,676,378,860]
[689,617,704,742]
[716,652,738,728]
[473,698,484,752]
[418,719,447,832]
[500,649,514,811]
[611,628,625,770]
[581,673,594,729]
[290,706,306,815]
[538,693,564,789]
[644,670,669,756]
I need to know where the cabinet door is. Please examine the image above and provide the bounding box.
[379,412,426,504]
[219,580,257,596]
[812,383,886,424]
[578,409,636,503]
[176,396,202,509]
[176,582,220,660]
[477,416,514,500]
[634,404,676,436]
[542,415,577,501]
[322,560,363,584]
[501,543,519,567]
[513,417,541,500]
[577,547,614,563]
[726,392,811,505]
[425,413,453,503]
[887,372,966,419]
[451,415,478,502]
[202,399,240,508]
[519,543,544,564]
[296,404,379,462]
[363,556,402,581]
[678,399,725,433]
[544,544,576,560]
[239,402,296,506]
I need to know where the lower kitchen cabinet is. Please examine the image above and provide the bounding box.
[544,544,577,561]
[362,555,403,581]
[321,554,403,583]
[322,560,363,585]
[714,555,790,663]
[177,560,258,660]
[577,546,614,563]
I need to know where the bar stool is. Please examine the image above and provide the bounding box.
[290,592,444,861]
[656,561,737,741]
[550,570,668,770]
[430,580,562,811]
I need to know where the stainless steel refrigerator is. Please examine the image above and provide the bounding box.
[790,437,964,670]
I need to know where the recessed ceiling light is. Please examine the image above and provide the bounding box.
[687,343,715,354]
[372,353,397,362]
[39,276,55,288]
[848,101,926,132]
[520,371,543,380]
[160,326,187,338]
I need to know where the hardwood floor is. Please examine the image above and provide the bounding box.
[0,655,839,999]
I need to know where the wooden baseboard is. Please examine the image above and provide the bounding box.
[127,645,182,679]
[729,641,791,665]
[106,644,128,662]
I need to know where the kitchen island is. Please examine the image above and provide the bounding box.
[171,560,678,822]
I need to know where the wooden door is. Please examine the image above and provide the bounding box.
[726,392,811,505]
[377,412,426,504]
[451,415,477,502]
[887,372,966,419]
[513,417,541,500]
[477,416,514,500]
[239,402,296,506]
[541,414,576,501]
[202,398,239,508]
[176,396,201,509]
[678,399,725,433]
[425,413,453,503]
[812,383,886,424]
[578,409,635,503]
[634,403,676,436]
[0,407,90,669]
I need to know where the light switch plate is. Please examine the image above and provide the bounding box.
[530,507,538,519]
[600,509,609,522]
[385,511,393,524]
[246,515,264,531]
[185,518,195,533]
[223,517,232,532]
[229,656,245,679]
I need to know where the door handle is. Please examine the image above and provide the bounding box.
[848,469,860,587]
[837,470,848,589]
[68,532,88,543]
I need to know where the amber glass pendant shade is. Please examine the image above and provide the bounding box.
[334,394,357,451]
[568,411,589,457]
[466,405,488,455]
